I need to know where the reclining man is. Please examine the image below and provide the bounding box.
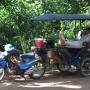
[59,27,90,48]
[58,27,90,65]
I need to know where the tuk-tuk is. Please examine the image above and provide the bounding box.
[33,13,90,77]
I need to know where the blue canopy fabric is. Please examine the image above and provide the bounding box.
[32,13,90,21]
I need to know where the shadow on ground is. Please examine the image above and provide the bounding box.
[0,70,90,90]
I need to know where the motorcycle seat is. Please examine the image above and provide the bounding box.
[21,52,35,59]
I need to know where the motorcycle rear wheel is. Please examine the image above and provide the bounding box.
[57,63,70,72]
[0,68,5,81]
[29,60,46,79]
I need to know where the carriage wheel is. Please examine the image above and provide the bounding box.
[80,58,90,77]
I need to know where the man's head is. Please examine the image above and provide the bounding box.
[85,27,90,34]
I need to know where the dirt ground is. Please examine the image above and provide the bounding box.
[0,70,90,90]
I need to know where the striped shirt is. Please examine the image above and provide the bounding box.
[81,34,90,42]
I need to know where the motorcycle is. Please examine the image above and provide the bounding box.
[0,44,46,81]
[34,38,69,72]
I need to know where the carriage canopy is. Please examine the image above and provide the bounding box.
[33,13,90,21]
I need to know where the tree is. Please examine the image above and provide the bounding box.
[0,0,90,52]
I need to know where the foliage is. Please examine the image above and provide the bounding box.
[0,0,90,52]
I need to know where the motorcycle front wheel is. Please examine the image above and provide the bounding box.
[0,68,5,81]
[29,60,46,79]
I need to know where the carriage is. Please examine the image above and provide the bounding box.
[33,13,90,77]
